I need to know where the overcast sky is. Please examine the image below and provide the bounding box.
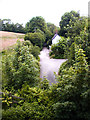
[0,0,89,27]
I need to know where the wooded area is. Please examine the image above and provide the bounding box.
[1,10,90,120]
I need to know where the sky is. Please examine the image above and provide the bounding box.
[0,0,89,27]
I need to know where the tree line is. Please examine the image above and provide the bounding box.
[0,19,25,33]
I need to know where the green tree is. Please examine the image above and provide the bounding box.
[47,22,59,35]
[59,10,80,37]
[25,16,47,33]
[45,29,53,45]
[25,16,54,47]
[67,16,87,38]
[66,17,89,63]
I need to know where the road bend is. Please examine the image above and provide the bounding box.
[39,47,66,84]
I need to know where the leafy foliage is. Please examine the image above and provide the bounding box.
[66,17,89,63]
[2,41,40,91]
[25,16,56,47]
[2,80,56,120]
[55,46,90,120]
[24,32,45,49]
[25,16,47,33]
[67,16,87,38]
[47,22,59,35]
[59,10,80,37]
[2,47,90,120]
[49,37,67,58]
[1,12,90,120]
[23,40,40,59]
[53,102,76,119]
[1,19,26,33]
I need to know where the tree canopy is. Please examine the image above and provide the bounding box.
[25,16,47,33]
[47,22,59,35]
[59,10,80,37]
[25,16,57,47]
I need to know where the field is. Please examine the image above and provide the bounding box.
[0,31,25,51]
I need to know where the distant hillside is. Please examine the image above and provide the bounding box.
[0,31,25,51]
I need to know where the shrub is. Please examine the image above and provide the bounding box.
[55,47,90,120]
[23,40,40,59]
[68,42,75,65]
[22,40,32,47]
[53,102,76,120]
[2,101,55,120]
[31,45,40,59]
[58,60,69,75]
[2,41,40,90]
[49,37,67,59]
[39,77,50,90]
[2,106,25,120]
[24,32,45,49]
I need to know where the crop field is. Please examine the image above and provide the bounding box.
[0,31,25,51]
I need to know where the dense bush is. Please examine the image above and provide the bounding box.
[2,81,56,120]
[65,16,89,63]
[53,102,76,120]
[54,15,90,119]
[2,101,55,120]
[31,45,40,59]
[24,32,45,49]
[2,106,25,120]
[2,47,90,120]
[2,41,40,91]
[23,40,40,59]
[49,37,67,59]
[58,60,70,75]
[54,47,90,120]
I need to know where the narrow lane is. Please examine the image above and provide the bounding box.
[39,47,66,84]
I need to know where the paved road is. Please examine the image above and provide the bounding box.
[39,47,66,84]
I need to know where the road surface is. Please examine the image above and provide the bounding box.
[39,47,66,84]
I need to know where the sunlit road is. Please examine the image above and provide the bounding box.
[39,47,66,84]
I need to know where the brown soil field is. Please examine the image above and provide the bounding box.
[0,31,25,51]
